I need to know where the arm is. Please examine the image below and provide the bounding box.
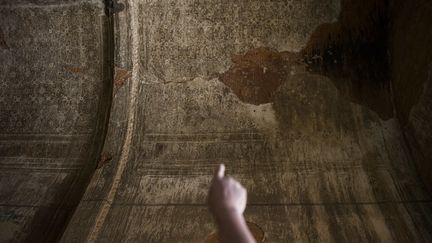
[208,164,256,243]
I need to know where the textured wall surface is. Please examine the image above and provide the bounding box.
[1,0,432,242]
[60,0,432,242]
[390,0,432,193]
[0,0,111,242]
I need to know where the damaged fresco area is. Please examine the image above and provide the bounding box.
[218,0,393,120]
[61,0,432,242]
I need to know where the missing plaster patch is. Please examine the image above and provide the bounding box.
[218,47,303,105]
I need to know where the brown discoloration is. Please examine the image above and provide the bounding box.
[218,47,303,105]
[65,66,85,74]
[97,151,113,169]
[113,67,131,97]
[203,221,265,243]
[114,67,131,87]
[301,0,393,119]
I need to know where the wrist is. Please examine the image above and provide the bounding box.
[214,209,245,225]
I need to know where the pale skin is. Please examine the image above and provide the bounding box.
[208,164,257,243]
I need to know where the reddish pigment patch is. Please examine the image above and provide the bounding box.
[113,67,131,97]
[218,47,301,105]
[0,30,8,49]
[97,151,113,169]
[65,66,84,73]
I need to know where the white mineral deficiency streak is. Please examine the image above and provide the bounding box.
[87,1,140,242]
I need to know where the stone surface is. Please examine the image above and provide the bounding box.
[1,0,432,242]
[0,1,111,242]
[61,0,432,242]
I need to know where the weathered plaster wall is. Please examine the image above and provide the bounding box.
[390,0,432,192]
[1,0,432,242]
[0,0,112,242]
[61,0,432,242]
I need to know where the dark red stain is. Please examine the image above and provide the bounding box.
[97,151,113,169]
[218,0,393,118]
[218,47,302,105]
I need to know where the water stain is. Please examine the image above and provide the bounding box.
[203,221,265,243]
[218,0,393,119]
[302,0,393,119]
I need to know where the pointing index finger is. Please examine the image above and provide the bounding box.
[214,164,225,179]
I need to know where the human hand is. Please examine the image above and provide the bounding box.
[208,164,247,222]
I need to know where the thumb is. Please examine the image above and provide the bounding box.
[214,164,225,180]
